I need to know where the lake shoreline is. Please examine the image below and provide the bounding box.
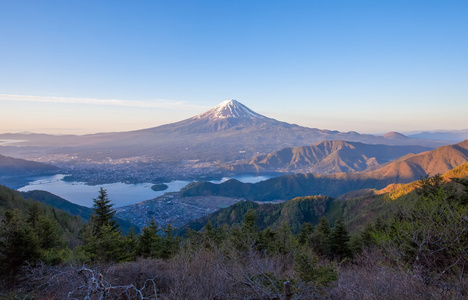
[17,173,278,208]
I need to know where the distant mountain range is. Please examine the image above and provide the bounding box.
[180,140,468,201]
[0,100,449,163]
[407,129,468,142]
[229,140,431,174]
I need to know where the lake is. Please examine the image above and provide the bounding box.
[17,174,273,207]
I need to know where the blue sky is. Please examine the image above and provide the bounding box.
[1,0,467,134]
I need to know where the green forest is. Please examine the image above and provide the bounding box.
[1,174,468,299]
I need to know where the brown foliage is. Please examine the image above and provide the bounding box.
[328,249,468,300]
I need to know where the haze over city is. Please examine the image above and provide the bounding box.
[1,0,467,134]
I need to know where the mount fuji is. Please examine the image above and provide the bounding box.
[195,99,266,120]
[0,100,449,163]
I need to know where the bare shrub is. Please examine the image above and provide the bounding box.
[8,245,337,299]
[165,247,233,299]
[11,262,160,299]
[328,249,468,300]
[107,258,170,294]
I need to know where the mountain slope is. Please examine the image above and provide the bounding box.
[179,163,468,235]
[0,154,59,188]
[370,140,468,180]
[0,100,448,163]
[230,140,431,174]
[20,190,93,220]
[0,184,84,237]
[180,140,468,201]
[178,195,334,235]
[0,154,58,176]
[378,162,468,200]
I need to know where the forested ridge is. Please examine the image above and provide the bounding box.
[1,172,468,299]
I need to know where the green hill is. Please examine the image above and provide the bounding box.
[0,185,84,243]
[20,190,138,234]
[179,196,334,235]
[178,193,392,235]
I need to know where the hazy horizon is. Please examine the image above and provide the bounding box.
[0,96,467,136]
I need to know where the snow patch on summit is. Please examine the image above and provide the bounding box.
[195,99,266,120]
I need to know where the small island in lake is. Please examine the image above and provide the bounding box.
[151,183,169,191]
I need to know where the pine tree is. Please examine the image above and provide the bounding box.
[91,187,119,235]
[374,216,386,232]
[242,209,257,233]
[160,224,179,259]
[26,201,42,228]
[329,217,352,260]
[416,174,444,197]
[138,219,161,258]
[26,201,62,250]
[452,178,468,205]
[294,250,337,288]
[36,215,62,250]
[231,210,259,252]
[257,227,277,253]
[122,227,138,261]
[276,222,296,255]
[95,224,123,262]
[203,221,216,247]
[349,223,375,254]
[80,188,123,262]
[0,209,40,279]
[297,222,314,246]
[312,217,331,257]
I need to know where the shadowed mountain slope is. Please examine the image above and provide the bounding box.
[0,154,59,188]
[180,140,468,201]
[0,154,58,176]
[20,190,93,220]
[230,140,431,174]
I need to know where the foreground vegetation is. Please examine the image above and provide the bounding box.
[1,174,468,299]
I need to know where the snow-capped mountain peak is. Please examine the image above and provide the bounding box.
[195,99,266,120]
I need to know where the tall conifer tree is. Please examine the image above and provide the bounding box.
[329,217,352,260]
[91,187,119,235]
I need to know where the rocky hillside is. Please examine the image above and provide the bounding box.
[229,140,431,174]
